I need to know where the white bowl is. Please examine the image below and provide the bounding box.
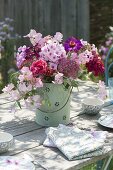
[82,98,104,115]
[0,132,14,153]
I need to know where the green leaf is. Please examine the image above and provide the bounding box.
[71,80,78,87]
[16,101,22,109]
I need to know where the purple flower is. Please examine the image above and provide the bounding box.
[25,46,35,59]
[58,57,80,79]
[64,37,83,52]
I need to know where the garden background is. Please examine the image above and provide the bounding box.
[0,0,113,92]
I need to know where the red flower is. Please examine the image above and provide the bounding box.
[86,54,105,76]
[45,67,55,76]
[30,59,47,76]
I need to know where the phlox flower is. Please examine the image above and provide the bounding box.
[40,41,66,63]
[54,32,63,42]
[2,83,14,93]
[53,73,64,84]
[49,62,58,70]
[16,45,27,68]
[77,50,93,64]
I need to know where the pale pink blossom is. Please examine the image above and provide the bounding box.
[34,78,43,88]
[54,32,63,42]
[10,90,20,101]
[97,80,107,100]
[53,73,64,84]
[19,67,33,81]
[91,44,98,53]
[18,83,32,93]
[24,29,42,46]
[2,83,14,93]
[77,50,93,64]
[80,39,88,46]
[25,95,41,109]
[40,42,66,63]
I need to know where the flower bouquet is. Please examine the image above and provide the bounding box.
[3,30,105,126]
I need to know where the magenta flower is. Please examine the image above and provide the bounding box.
[64,37,83,52]
[58,58,80,79]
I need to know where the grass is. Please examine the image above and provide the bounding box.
[80,158,113,170]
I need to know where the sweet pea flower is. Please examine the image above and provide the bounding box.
[53,73,64,84]
[24,29,42,46]
[2,83,14,93]
[34,78,43,88]
[25,95,41,109]
[10,90,20,101]
[19,67,33,82]
[97,80,107,100]
[18,83,32,93]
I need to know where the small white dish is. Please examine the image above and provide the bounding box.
[0,156,35,170]
[0,132,14,153]
[98,114,113,128]
[82,97,104,115]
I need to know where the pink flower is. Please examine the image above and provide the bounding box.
[2,83,14,93]
[39,42,66,63]
[53,73,64,84]
[30,59,47,76]
[54,32,63,42]
[97,80,107,100]
[58,57,80,79]
[19,67,33,82]
[77,50,93,64]
[25,95,41,109]
[34,78,43,88]
[18,83,32,93]
[49,62,58,70]
[10,90,20,101]
[24,29,42,46]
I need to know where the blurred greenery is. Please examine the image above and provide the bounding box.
[0,18,20,93]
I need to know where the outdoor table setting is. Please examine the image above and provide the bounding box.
[0,30,113,170]
[1,80,113,170]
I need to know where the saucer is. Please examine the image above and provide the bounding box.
[0,156,35,170]
[98,114,113,128]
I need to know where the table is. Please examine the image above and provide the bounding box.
[0,80,113,170]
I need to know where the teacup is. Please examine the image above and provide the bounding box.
[81,97,104,115]
[0,132,14,153]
